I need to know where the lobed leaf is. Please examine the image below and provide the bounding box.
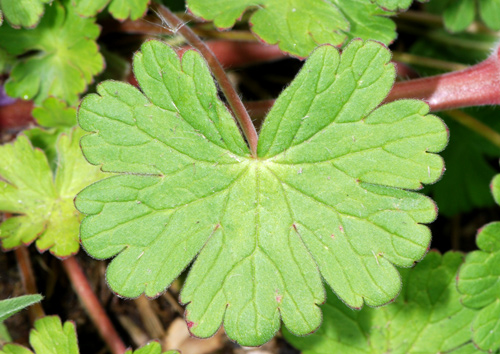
[0,0,104,104]
[76,39,447,346]
[457,174,500,352]
[284,252,482,354]
[0,295,43,322]
[0,128,106,258]
[186,0,400,57]
[0,0,52,28]
[72,0,150,21]
[0,316,79,354]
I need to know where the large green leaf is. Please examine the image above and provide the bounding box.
[186,0,399,57]
[427,0,500,32]
[0,316,79,354]
[0,0,52,28]
[0,128,105,258]
[0,295,43,322]
[72,0,150,21]
[76,39,447,346]
[0,0,104,104]
[457,174,500,352]
[284,252,481,354]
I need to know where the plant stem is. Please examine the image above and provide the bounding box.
[392,52,468,72]
[386,45,500,111]
[446,110,500,148]
[14,246,45,322]
[61,257,127,354]
[153,4,259,157]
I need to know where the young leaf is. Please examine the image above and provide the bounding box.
[457,175,500,352]
[0,316,79,354]
[427,0,500,32]
[72,0,150,21]
[124,341,179,354]
[0,0,51,28]
[26,98,78,169]
[32,98,77,129]
[0,128,106,258]
[76,39,447,346]
[186,0,399,57]
[0,295,43,322]
[284,252,481,354]
[0,0,104,104]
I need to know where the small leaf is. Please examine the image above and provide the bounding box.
[0,0,52,28]
[427,0,500,32]
[284,252,482,354]
[0,128,106,258]
[32,98,77,128]
[0,316,79,354]
[124,341,180,354]
[186,0,401,57]
[457,182,500,352]
[72,0,150,21]
[0,295,43,322]
[0,0,104,104]
[77,39,447,346]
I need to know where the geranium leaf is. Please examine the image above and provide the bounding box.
[0,128,106,258]
[0,316,79,354]
[427,0,500,32]
[72,0,150,21]
[284,252,481,354]
[124,341,179,354]
[0,0,52,28]
[0,295,43,322]
[76,39,447,346]
[457,174,500,352]
[186,0,400,57]
[32,98,77,128]
[0,0,104,104]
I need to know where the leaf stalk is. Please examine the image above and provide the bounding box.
[153,4,259,157]
[61,257,127,354]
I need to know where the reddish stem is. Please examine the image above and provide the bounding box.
[61,257,126,354]
[386,45,500,111]
[14,246,45,322]
[154,4,259,156]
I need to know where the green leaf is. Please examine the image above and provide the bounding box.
[72,0,150,21]
[0,295,43,322]
[76,39,447,346]
[0,316,79,354]
[0,0,52,28]
[0,0,104,104]
[457,178,500,352]
[186,0,399,57]
[124,341,179,354]
[331,0,396,45]
[284,252,481,354]
[0,128,106,258]
[427,0,500,32]
[32,98,77,128]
